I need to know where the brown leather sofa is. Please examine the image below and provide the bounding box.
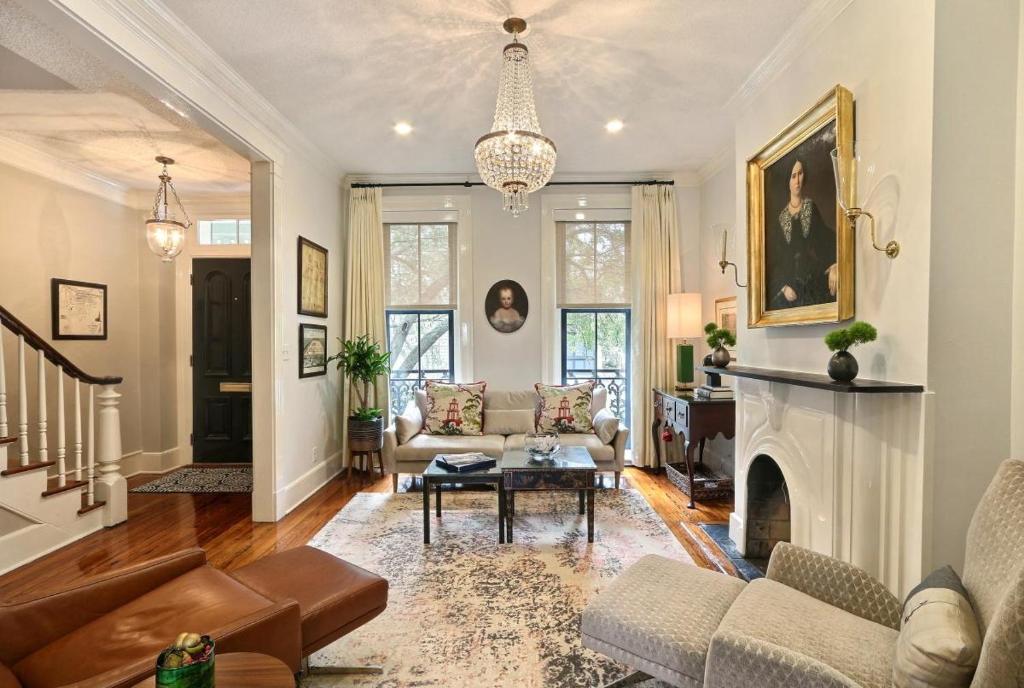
[0,546,388,688]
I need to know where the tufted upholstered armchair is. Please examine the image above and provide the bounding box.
[582,459,1024,687]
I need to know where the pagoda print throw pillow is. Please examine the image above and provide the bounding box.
[423,381,486,436]
[535,381,595,434]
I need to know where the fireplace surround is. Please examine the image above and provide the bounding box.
[728,376,930,595]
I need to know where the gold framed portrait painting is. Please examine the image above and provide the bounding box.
[746,85,854,327]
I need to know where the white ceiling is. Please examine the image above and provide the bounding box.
[0,0,250,194]
[160,0,811,176]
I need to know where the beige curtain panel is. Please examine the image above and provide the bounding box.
[630,185,681,468]
[342,186,388,465]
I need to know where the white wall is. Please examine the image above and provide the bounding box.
[733,0,936,385]
[926,0,1019,569]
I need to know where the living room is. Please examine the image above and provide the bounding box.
[1,1,1022,687]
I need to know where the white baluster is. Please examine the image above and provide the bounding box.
[0,329,7,440]
[94,383,125,525]
[87,385,95,507]
[73,379,82,482]
[55,366,66,487]
[0,330,7,466]
[37,350,47,464]
[17,335,28,466]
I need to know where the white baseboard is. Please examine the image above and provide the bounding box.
[121,447,186,478]
[275,451,345,518]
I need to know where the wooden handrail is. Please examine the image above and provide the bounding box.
[0,306,123,385]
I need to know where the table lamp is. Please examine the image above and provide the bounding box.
[667,293,702,390]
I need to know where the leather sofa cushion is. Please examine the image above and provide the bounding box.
[231,546,388,655]
[13,566,274,688]
[394,433,506,462]
[504,433,615,463]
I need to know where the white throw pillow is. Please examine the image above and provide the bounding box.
[893,565,981,688]
[395,401,423,445]
[592,408,619,445]
[483,409,535,435]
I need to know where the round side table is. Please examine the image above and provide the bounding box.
[132,652,295,687]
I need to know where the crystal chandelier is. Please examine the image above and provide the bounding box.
[144,156,191,262]
[474,17,557,217]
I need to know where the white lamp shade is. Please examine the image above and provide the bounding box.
[667,292,702,339]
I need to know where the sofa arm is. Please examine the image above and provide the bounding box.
[383,424,398,473]
[706,629,860,688]
[766,542,901,629]
[0,548,207,667]
[611,425,630,470]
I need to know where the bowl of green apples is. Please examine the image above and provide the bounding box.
[155,632,215,688]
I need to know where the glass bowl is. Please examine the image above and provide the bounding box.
[525,432,560,459]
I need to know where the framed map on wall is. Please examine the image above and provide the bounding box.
[51,278,107,340]
[298,236,328,317]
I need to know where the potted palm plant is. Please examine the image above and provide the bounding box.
[327,335,391,450]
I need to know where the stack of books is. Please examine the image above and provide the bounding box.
[695,384,734,400]
[435,452,496,473]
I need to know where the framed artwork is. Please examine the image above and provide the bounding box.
[484,279,528,333]
[715,296,738,358]
[746,84,854,327]
[299,323,328,378]
[51,278,107,340]
[297,236,328,317]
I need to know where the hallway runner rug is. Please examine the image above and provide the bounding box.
[130,466,252,493]
[303,489,689,687]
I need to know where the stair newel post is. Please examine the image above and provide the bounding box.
[36,349,47,464]
[87,385,95,507]
[17,335,28,466]
[55,366,66,488]
[73,378,82,482]
[94,383,125,525]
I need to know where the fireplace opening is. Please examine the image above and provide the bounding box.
[745,455,790,573]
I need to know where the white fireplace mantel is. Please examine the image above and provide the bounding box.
[728,376,932,596]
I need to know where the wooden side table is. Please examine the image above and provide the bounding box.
[652,388,735,509]
[131,652,294,687]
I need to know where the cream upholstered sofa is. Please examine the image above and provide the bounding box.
[382,388,630,492]
[582,458,1024,688]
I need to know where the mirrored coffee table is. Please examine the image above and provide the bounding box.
[422,459,505,545]
[501,447,597,543]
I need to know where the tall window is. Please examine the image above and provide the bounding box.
[558,221,631,426]
[385,223,457,415]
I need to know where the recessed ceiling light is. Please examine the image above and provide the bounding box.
[394,121,413,136]
[575,212,586,220]
[605,119,624,133]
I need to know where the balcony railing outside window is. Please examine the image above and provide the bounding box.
[561,308,631,430]
[386,310,454,417]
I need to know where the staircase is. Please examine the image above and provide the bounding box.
[0,306,126,575]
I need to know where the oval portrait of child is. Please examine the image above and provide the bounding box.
[484,280,528,334]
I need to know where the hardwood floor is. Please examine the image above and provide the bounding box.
[0,466,734,602]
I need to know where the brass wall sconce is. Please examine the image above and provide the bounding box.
[830,145,900,259]
[717,227,747,288]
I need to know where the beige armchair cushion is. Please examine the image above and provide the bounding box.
[709,578,899,688]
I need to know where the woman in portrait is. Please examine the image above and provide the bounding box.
[767,158,838,309]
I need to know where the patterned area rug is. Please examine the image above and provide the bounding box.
[130,466,252,493]
[303,489,688,688]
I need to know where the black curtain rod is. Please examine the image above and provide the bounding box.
[350,179,674,189]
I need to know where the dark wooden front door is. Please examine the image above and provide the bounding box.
[192,258,252,462]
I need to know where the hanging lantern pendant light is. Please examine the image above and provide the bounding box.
[144,156,191,262]
[474,17,557,217]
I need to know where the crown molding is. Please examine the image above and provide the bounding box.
[697,146,734,184]
[725,0,854,112]
[46,0,342,180]
[0,135,136,207]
